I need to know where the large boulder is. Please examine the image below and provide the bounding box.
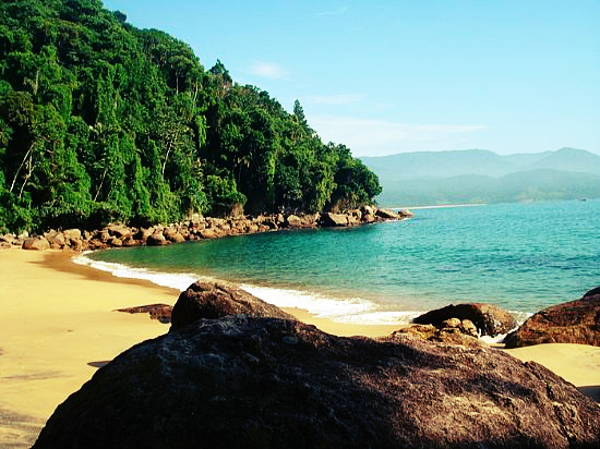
[413,303,517,337]
[321,212,349,227]
[170,280,294,331]
[22,237,50,251]
[33,316,600,449]
[504,288,600,348]
[375,208,400,219]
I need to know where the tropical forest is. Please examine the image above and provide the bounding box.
[0,0,381,233]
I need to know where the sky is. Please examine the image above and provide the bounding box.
[103,0,600,157]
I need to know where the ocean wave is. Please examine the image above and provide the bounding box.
[73,253,423,326]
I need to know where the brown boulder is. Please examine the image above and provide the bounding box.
[107,225,132,240]
[414,303,517,337]
[0,241,12,249]
[285,214,303,228]
[170,280,294,331]
[33,316,600,449]
[0,233,15,244]
[22,237,50,251]
[164,228,186,243]
[375,208,400,219]
[504,288,600,348]
[199,229,219,239]
[147,230,168,246]
[322,212,349,227]
[116,304,173,324]
[45,230,66,247]
[63,229,82,243]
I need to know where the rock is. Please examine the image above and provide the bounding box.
[107,225,132,240]
[460,319,479,337]
[322,212,349,227]
[98,229,111,243]
[33,316,600,449]
[122,237,139,247]
[200,229,219,239]
[414,303,517,337]
[285,214,303,228]
[107,237,122,247]
[22,237,50,251]
[147,230,168,246]
[362,214,376,224]
[375,208,399,219]
[136,227,155,243]
[504,288,600,348]
[62,229,82,244]
[45,230,65,247]
[0,233,15,244]
[361,205,375,217]
[116,304,173,324]
[170,280,294,331]
[399,208,414,218]
[0,241,12,249]
[164,228,186,243]
[393,322,486,348]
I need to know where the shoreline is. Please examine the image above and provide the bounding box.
[1,249,599,447]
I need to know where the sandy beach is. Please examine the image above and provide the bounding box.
[1,249,598,447]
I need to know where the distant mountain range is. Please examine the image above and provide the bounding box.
[361,148,600,206]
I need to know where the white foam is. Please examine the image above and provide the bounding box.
[73,252,424,326]
[73,252,202,291]
[73,252,533,329]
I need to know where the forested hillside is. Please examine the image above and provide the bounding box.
[0,0,380,233]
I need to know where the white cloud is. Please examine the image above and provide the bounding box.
[317,6,349,16]
[309,115,488,157]
[248,61,290,80]
[305,94,363,105]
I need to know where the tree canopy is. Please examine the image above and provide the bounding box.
[0,0,381,233]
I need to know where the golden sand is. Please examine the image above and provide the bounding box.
[0,249,598,447]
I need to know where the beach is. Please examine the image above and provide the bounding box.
[0,249,598,447]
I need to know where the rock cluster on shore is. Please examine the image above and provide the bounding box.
[504,287,600,348]
[33,281,600,449]
[0,206,413,253]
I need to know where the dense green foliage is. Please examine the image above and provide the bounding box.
[0,0,380,233]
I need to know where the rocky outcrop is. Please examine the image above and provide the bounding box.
[504,288,600,348]
[414,303,517,337]
[116,304,173,324]
[170,280,294,331]
[33,315,600,449]
[8,206,413,253]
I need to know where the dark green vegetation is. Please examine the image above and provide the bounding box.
[0,0,380,233]
[362,148,600,206]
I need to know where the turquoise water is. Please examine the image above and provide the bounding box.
[82,199,600,325]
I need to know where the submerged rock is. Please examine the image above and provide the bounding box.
[414,303,517,337]
[33,315,600,449]
[170,280,294,331]
[504,288,600,348]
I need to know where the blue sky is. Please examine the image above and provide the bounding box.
[103,0,600,157]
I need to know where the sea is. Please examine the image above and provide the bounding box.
[77,199,600,328]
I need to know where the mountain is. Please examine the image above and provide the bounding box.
[362,148,600,206]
